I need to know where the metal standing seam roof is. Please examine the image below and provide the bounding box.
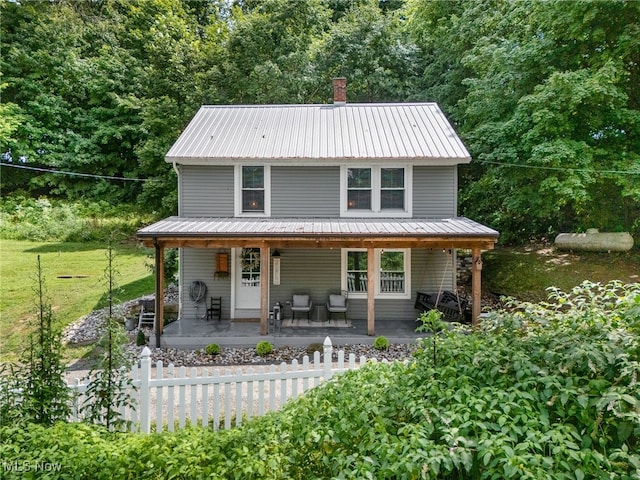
[138,217,499,239]
[165,103,471,163]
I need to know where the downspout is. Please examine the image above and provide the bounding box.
[172,161,184,325]
[172,161,181,215]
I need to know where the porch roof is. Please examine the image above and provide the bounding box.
[137,216,499,249]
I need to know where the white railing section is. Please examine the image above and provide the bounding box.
[67,337,371,433]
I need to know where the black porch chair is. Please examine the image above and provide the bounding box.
[207,296,222,321]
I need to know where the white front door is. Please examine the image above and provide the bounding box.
[234,248,261,316]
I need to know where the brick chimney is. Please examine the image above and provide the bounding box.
[333,77,347,104]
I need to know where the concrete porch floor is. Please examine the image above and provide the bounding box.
[159,316,426,349]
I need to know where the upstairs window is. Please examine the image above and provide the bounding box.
[236,165,270,216]
[342,166,411,217]
[380,168,404,210]
[242,166,264,212]
[347,168,372,210]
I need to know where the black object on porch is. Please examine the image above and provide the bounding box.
[207,296,222,321]
[415,291,471,323]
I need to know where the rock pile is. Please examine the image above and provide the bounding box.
[62,285,179,345]
[125,342,419,369]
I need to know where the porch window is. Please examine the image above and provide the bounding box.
[342,248,411,298]
[236,165,270,216]
[346,250,368,292]
[341,166,411,217]
[379,250,405,293]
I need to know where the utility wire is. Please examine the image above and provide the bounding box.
[0,161,148,182]
[476,160,640,175]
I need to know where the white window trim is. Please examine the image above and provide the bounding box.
[340,165,412,217]
[234,165,271,217]
[341,248,411,299]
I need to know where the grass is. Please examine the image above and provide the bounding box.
[482,244,640,302]
[0,239,155,363]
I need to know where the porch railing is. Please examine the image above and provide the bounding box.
[347,272,405,293]
[67,337,372,433]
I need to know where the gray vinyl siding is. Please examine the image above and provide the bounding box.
[179,164,456,218]
[271,248,454,322]
[413,166,457,217]
[270,248,340,315]
[178,247,454,321]
[180,248,232,320]
[271,166,339,216]
[180,165,234,216]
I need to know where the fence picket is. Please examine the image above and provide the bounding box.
[224,369,232,430]
[212,370,220,431]
[167,364,175,432]
[178,366,187,429]
[65,336,381,433]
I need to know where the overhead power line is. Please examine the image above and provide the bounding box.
[477,160,640,175]
[0,162,148,182]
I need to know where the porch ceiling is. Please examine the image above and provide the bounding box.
[137,216,499,250]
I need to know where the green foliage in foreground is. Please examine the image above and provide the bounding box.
[1,281,638,479]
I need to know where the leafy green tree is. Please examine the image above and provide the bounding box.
[407,0,640,241]
[82,244,134,430]
[0,255,69,426]
[218,0,332,104]
[310,0,423,103]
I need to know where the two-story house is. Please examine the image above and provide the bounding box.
[137,79,499,346]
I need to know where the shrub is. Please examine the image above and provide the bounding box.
[256,341,273,357]
[0,196,152,242]
[205,343,220,355]
[136,330,146,346]
[373,336,390,351]
[305,343,323,355]
[1,282,637,480]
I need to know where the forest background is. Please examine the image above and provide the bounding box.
[1,0,639,244]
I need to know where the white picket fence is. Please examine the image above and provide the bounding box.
[67,337,371,433]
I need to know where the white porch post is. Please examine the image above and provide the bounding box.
[367,247,375,336]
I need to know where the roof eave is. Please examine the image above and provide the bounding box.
[164,156,472,166]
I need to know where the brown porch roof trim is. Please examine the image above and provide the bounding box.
[137,216,499,249]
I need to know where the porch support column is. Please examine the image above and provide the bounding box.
[471,246,482,327]
[367,247,375,336]
[154,241,165,348]
[260,246,269,335]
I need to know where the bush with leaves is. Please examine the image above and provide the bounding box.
[256,341,273,357]
[373,335,390,351]
[136,329,147,346]
[1,281,638,479]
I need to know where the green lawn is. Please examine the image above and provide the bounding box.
[482,244,640,302]
[0,240,155,363]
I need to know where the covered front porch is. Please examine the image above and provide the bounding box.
[137,216,499,348]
